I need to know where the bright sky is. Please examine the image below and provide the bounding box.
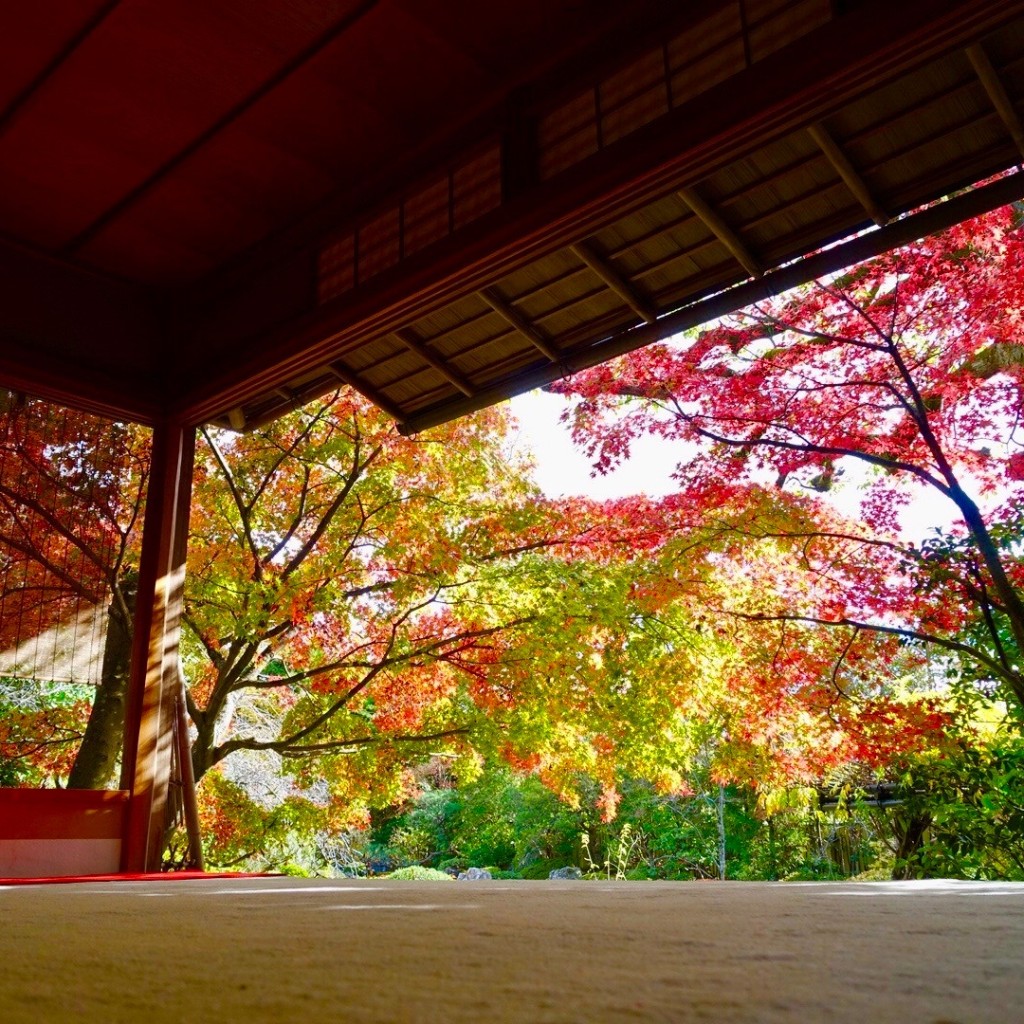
[507,386,960,541]
[507,389,677,500]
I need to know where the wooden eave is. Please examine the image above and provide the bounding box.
[0,0,1022,431]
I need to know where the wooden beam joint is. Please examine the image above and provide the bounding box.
[678,186,762,278]
[480,287,562,363]
[808,122,889,226]
[394,327,475,397]
[571,240,658,323]
[327,360,406,423]
[968,43,1024,160]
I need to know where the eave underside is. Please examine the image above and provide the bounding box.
[0,0,1022,430]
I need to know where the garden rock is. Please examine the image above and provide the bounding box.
[457,867,492,881]
[549,866,583,880]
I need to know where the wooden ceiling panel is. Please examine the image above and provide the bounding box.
[833,64,979,165]
[0,1,111,112]
[0,1,358,254]
[77,129,339,282]
[715,144,851,252]
[598,199,701,279]
[0,0,1022,434]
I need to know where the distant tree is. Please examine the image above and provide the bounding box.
[0,392,148,787]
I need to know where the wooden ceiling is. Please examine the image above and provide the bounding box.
[1,0,1023,431]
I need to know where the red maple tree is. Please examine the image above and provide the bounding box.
[555,201,1024,718]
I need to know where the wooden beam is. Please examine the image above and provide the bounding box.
[967,43,1024,160]
[121,418,195,872]
[398,170,1024,434]
[571,240,658,323]
[479,287,562,363]
[0,1,120,138]
[677,185,762,278]
[394,327,475,397]
[327,360,406,423]
[808,122,889,226]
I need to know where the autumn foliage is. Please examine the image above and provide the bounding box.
[5,204,1024,863]
[555,201,1024,748]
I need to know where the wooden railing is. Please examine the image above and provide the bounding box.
[0,788,128,878]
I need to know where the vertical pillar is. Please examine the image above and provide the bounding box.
[120,417,195,873]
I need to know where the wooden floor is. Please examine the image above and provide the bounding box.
[1,877,1020,1022]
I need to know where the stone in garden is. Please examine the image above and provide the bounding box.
[549,866,583,880]
[457,867,492,880]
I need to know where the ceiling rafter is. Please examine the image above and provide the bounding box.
[677,185,762,278]
[326,361,405,424]
[967,43,1024,159]
[571,240,658,323]
[807,122,889,226]
[0,0,122,139]
[399,170,1024,435]
[60,0,382,258]
[479,287,562,363]
[393,327,475,397]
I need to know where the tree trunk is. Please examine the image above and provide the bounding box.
[890,810,931,880]
[716,785,727,880]
[67,581,134,789]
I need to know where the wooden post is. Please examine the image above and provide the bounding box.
[120,418,195,873]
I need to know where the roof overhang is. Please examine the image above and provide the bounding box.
[1,0,1022,430]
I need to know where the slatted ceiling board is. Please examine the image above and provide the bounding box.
[179,4,1024,432]
[667,10,745,102]
[532,0,839,186]
[316,137,504,305]
[558,265,628,333]
[842,57,972,145]
[502,251,582,309]
[318,232,356,302]
[599,50,669,149]
[403,175,451,257]
[729,137,834,226]
[536,91,599,181]
[453,145,503,229]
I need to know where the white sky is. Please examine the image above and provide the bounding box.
[507,387,960,541]
[507,389,677,500]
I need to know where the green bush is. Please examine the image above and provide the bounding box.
[383,866,454,881]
